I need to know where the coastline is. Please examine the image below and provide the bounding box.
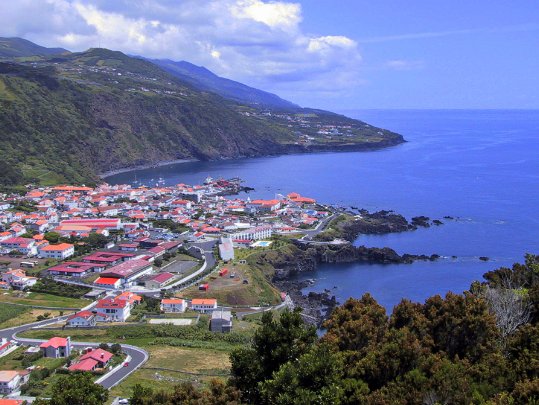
[98,137,405,182]
[99,158,199,179]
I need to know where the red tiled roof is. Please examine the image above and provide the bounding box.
[68,358,98,372]
[40,337,68,349]
[94,277,121,285]
[80,348,113,363]
[96,298,128,309]
[149,272,174,283]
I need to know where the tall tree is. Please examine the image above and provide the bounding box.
[34,373,108,405]
[230,308,317,403]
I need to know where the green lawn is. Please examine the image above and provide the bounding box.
[0,303,28,326]
[109,346,231,399]
[0,291,89,308]
[0,347,27,369]
[0,306,65,329]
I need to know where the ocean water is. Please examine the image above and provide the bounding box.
[105,110,539,311]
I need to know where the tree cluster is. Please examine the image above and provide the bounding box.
[229,255,539,404]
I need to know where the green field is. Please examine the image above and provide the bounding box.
[0,303,28,326]
[0,305,65,329]
[0,291,88,308]
[109,345,231,398]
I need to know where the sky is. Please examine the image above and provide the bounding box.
[1,0,538,110]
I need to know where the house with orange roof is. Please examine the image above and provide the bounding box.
[94,277,122,289]
[247,199,281,213]
[40,336,71,358]
[160,298,187,313]
[287,192,316,205]
[1,269,37,290]
[115,291,142,305]
[38,242,75,260]
[0,370,30,395]
[190,298,218,313]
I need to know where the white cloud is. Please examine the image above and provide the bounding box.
[0,0,363,106]
[231,0,301,30]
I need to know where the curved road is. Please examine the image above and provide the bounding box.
[0,311,148,389]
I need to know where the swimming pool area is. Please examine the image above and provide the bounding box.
[251,240,273,248]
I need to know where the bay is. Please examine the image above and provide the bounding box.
[105,109,539,311]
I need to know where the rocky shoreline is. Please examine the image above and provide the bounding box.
[267,210,447,325]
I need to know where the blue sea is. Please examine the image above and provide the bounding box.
[105,110,539,311]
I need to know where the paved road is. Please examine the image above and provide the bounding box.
[131,240,218,295]
[0,305,148,389]
[299,213,336,240]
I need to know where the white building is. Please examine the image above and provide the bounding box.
[1,269,37,290]
[230,225,272,241]
[66,310,108,327]
[95,297,132,322]
[38,243,75,260]
[0,237,37,256]
[160,298,187,313]
[190,299,218,313]
[40,337,72,358]
[0,370,29,395]
[218,237,235,262]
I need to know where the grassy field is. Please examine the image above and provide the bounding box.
[109,345,231,399]
[0,347,26,369]
[180,263,281,307]
[0,305,65,329]
[0,291,88,308]
[0,303,28,327]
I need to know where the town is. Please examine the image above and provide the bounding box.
[0,176,336,402]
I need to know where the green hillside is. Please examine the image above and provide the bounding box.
[0,44,404,187]
[0,37,68,58]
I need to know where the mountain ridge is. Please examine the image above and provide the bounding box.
[0,38,404,187]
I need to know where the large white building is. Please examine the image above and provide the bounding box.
[38,243,75,260]
[190,299,218,313]
[230,225,272,241]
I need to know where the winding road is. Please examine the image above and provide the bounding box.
[0,302,148,389]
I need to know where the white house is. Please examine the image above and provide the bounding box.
[160,298,187,313]
[38,243,75,260]
[95,297,132,322]
[190,299,218,313]
[66,310,108,327]
[0,370,30,395]
[40,337,72,358]
[0,237,37,256]
[1,269,37,290]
